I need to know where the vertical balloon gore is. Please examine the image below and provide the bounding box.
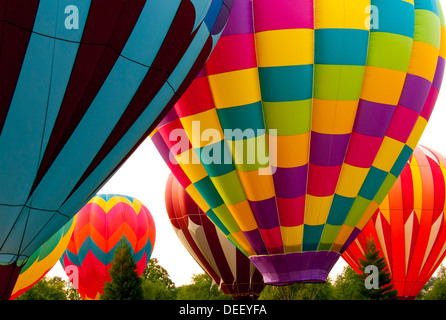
[152,0,445,285]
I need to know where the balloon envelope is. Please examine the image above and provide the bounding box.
[151,0,445,284]
[0,0,232,299]
[10,216,76,300]
[165,173,265,299]
[342,145,446,300]
[60,194,156,300]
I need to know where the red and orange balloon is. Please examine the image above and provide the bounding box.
[342,145,446,299]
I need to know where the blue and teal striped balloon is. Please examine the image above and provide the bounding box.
[0,0,233,300]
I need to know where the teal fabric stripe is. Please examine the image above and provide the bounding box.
[315,29,369,66]
[371,0,415,38]
[195,140,235,177]
[415,0,441,16]
[193,176,225,209]
[217,101,265,135]
[390,145,414,177]
[205,209,231,236]
[258,64,313,102]
[33,0,90,41]
[29,56,148,210]
[121,1,181,66]
[0,35,80,206]
[326,195,356,226]
[302,225,325,251]
[358,167,389,200]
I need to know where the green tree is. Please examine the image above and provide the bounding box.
[65,284,82,300]
[141,258,176,300]
[100,238,143,300]
[15,276,68,300]
[176,273,231,300]
[358,238,398,300]
[423,264,446,300]
[332,265,368,300]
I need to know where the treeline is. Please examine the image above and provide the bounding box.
[15,259,446,300]
[14,240,446,300]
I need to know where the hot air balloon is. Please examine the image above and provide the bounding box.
[342,145,446,300]
[60,194,156,300]
[165,173,265,299]
[151,0,446,285]
[10,216,76,300]
[0,0,232,299]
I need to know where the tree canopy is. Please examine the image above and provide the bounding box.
[358,238,398,300]
[176,273,231,300]
[100,238,143,300]
[14,258,446,300]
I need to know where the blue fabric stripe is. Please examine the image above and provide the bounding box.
[372,0,415,38]
[167,22,211,91]
[302,225,325,251]
[121,1,181,66]
[415,0,441,16]
[315,29,369,66]
[258,65,313,102]
[33,0,90,41]
[30,57,148,211]
[0,34,79,205]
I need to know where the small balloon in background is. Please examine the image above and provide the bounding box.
[60,194,156,300]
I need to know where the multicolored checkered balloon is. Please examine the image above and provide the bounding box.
[151,0,445,284]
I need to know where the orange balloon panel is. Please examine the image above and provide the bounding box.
[342,145,446,299]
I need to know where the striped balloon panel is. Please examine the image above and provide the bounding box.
[151,0,445,284]
[60,194,156,300]
[341,216,387,276]
[9,216,76,300]
[0,0,232,272]
[342,145,446,300]
[165,173,265,299]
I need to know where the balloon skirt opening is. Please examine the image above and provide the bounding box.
[249,251,341,285]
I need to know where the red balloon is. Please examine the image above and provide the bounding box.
[165,173,265,299]
[342,145,446,299]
